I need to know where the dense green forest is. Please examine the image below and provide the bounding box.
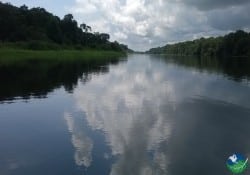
[147,30,250,57]
[0,2,131,52]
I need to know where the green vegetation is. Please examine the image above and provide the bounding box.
[0,52,123,101]
[0,2,130,101]
[0,49,126,65]
[147,30,250,57]
[0,2,132,52]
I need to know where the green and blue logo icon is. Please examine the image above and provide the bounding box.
[226,153,248,174]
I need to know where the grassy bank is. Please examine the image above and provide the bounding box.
[0,48,125,101]
[0,49,126,65]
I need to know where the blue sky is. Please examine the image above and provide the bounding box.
[3,0,250,51]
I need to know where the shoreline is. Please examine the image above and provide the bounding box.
[0,49,126,64]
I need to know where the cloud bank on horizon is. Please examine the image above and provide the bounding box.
[4,0,250,51]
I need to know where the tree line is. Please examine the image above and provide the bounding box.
[0,2,131,51]
[147,30,250,57]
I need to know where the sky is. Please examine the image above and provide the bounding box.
[3,0,250,51]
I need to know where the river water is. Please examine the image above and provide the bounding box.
[0,54,250,175]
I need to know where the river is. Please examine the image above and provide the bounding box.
[0,54,250,175]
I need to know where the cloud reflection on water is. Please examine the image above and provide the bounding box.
[73,55,174,174]
[64,113,93,168]
[67,54,250,175]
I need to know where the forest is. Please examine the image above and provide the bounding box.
[0,2,130,52]
[147,30,250,57]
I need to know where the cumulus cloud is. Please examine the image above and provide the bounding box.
[68,0,202,50]
[173,0,250,10]
[4,0,250,51]
[68,0,250,51]
[207,3,250,30]
[114,31,128,40]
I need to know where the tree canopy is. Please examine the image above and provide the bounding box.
[147,30,250,57]
[0,2,131,52]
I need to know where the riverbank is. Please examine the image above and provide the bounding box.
[146,30,250,58]
[0,49,126,65]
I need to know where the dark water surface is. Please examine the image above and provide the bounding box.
[0,54,250,175]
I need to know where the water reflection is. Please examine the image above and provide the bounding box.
[68,55,174,174]
[75,57,173,152]
[1,54,250,175]
[159,55,250,82]
[69,54,250,175]
[65,113,93,168]
[0,57,122,102]
[164,98,250,175]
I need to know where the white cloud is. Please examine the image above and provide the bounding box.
[4,0,250,51]
[114,32,128,40]
[68,0,250,51]
[69,3,96,14]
